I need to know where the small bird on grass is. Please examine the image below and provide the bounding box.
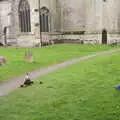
[40,81,43,84]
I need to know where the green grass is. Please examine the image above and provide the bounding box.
[0,44,118,81]
[0,51,120,120]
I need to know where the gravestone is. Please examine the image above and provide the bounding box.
[24,50,34,63]
[0,56,7,65]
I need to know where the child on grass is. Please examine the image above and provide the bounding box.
[21,73,33,87]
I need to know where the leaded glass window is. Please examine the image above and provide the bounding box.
[18,0,31,32]
[40,7,49,32]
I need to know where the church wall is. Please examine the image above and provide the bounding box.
[103,0,118,33]
[1,0,120,46]
[86,0,102,33]
[50,0,120,45]
[0,1,11,32]
[0,1,11,44]
[29,0,57,44]
[115,0,120,33]
[55,0,61,32]
[101,0,120,43]
[9,0,57,46]
[57,0,86,32]
[11,0,56,33]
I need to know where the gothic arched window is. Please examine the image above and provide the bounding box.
[40,7,49,32]
[18,0,31,32]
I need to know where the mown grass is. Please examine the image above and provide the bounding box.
[0,44,118,81]
[0,51,120,120]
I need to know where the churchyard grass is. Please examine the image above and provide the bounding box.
[0,44,119,81]
[0,51,120,120]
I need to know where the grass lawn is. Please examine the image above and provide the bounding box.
[0,51,120,120]
[0,44,118,81]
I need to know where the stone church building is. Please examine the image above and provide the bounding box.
[0,0,120,46]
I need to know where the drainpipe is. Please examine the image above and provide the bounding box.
[38,0,42,47]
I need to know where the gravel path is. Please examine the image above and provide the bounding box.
[0,48,120,96]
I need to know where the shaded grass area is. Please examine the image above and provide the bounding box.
[0,44,118,81]
[0,51,120,120]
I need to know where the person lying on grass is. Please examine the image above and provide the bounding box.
[115,84,120,90]
[21,73,33,87]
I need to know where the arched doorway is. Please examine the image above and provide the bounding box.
[3,27,7,45]
[102,29,107,44]
[18,0,31,32]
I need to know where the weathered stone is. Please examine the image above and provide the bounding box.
[24,51,34,63]
[0,56,7,65]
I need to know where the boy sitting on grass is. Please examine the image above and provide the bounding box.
[21,73,33,87]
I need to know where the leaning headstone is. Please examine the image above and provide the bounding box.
[24,50,34,63]
[0,56,7,65]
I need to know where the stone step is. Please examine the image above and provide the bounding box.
[17,35,38,47]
